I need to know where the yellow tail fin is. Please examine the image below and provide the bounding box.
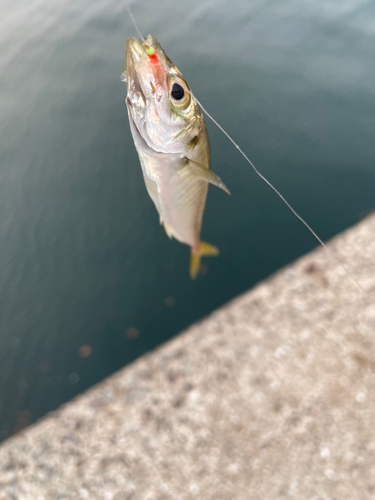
[189,241,219,280]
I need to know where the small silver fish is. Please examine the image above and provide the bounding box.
[124,35,229,278]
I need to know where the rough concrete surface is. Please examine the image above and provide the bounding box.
[1,215,375,500]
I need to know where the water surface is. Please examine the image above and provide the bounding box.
[1,0,374,440]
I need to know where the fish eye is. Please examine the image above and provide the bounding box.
[171,83,184,100]
[169,77,190,109]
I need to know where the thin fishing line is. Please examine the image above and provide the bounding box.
[124,0,143,40]
[194,96,369,297]
[123,4,370,298]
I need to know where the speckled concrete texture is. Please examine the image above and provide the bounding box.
[1,215,375,500]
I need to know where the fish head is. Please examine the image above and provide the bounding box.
[125,35,201,154]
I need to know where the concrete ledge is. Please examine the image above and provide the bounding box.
[1,215,375,500]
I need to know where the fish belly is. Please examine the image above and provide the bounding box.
[139,151,208,249]
[160,176,208,249]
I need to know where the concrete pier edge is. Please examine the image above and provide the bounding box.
[1,215,375,499]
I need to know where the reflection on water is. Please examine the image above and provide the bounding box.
[0,0,375,440]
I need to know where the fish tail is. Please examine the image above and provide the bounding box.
[189,242,219,280]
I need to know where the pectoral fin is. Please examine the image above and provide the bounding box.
[178,158,230,195]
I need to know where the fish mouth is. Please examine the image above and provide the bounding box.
[126,38,148,98]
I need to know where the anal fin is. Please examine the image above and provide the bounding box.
[163,223,173,239]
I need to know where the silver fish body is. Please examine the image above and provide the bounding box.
[125,35,229,278]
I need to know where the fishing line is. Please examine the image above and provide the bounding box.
[193,97,370,297]
[124,1,143,40]
[124,3,371,299]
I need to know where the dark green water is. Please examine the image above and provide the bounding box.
[1,0,374,440]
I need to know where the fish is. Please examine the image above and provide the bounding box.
[123,35,230,279]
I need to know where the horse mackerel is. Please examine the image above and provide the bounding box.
[124,35,229,279]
